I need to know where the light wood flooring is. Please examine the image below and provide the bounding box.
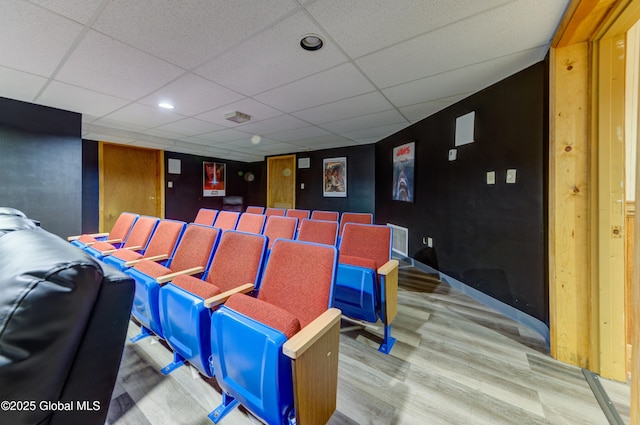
[106,264,631,425]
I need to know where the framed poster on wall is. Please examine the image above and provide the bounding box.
[392,142,414,202]
[323,157,347,197]
[203,161,226,197]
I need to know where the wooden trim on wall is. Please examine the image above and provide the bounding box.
[549,43,592,368]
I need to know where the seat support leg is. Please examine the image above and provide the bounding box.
[130,325,153,343]
[160,352,186,375]
[378,323,396,354]
[208,393,238,424]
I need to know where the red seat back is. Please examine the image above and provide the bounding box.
[207,231,267,293]
[257,239,336,328]
[296,219,338,246]
[213,211,240,231]
[338,212,373,236]
[143,219,185,258]
[339,223,391,271]
[236,213,266,234]
[194,208,218,225]
[263,216,297,249]
[245,206,264,214]
[310,210,339,222]
[169,224,220,272]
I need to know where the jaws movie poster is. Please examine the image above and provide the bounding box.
[392,142,414,202]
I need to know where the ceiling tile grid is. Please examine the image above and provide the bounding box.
[0,0,570,160]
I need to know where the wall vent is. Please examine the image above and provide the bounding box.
[387,223,409,257]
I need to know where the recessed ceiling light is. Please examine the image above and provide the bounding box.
[158,102,174,109]
[300,34,323,51]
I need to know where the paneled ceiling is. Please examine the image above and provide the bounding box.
[0,0,569,162]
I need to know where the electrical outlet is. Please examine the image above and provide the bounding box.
[506,169,517,184]
[487,171,495,185]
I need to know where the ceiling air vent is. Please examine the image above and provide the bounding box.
[224,111,251,123]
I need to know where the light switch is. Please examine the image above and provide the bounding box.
[448,149,457,161]
[167,181,173,188]
[486,171,495,185]
[506,169,517,184]
[300,183,305,189]
[427,237,433,248]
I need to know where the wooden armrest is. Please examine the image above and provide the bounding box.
[204,283,254,308]
[155,266,204,284]
[124,253,168,267]
[378,259,399,275]
[283,308,342,359]
[100,248,118,254]
[67,232,109,241]
[378,259,399,324]
[103,238,123,244]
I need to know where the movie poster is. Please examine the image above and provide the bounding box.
[392,142,414,202]
[203,162,226,197]
[323,157,347,197]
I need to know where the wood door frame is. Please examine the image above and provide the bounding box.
[98,142,165,231]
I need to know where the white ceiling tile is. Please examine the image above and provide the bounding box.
[383,49,542,107]
[237,114,309,136]
[153,118,226,137]
[399,94,471,122]
[292,91,394,124]
[101,103,183,129]
[291,135,357,150]
[138,73,245,116]
[56,30,184,101]
[307,0,511,58]
[340,123,407,143]
[196,98,284,127]
[196,128,255,143]
[38,81,130,116]
[30,0,104,24]
[356,0,566,88]
[222,137,281,149]
[252,142,302,153]
[82,132,136,144]
[93,0,299,69]
[267,126,331,142]
[0,66,47,102]
[89,118,148,133]
[0,1,83,76]
[196,11,347,96]
[320,110,407,134]
[255,63,375,112]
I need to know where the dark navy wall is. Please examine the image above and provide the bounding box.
[163,151,265,222]
[0,97,82,237]
[293,144,375,214]
[375,62,549,324]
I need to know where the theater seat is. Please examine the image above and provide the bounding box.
[127,224,220,341]
[208,239,341,425]
[262,215,297,249]
[84,215,159,260]
[296,218,338,246]
[284,208,310,230]
[194,208,218,225]
[245,206,264,214]
[310,210,339,222]
[235,212,266,234]
[68,211,138,249]
[102,219,186,271]
[0,212,134,425]
[157,230,268,376]
[213,211,240,231]
[334,223,399,354]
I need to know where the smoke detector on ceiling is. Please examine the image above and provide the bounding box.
[224,111,251,123]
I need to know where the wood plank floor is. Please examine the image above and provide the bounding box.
[106,264,631,425]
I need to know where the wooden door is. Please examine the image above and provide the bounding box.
[267,154,296,209]
[100,142,164,231]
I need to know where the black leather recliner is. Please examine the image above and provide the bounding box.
[0,209,134,425]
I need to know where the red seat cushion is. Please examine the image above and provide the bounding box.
[225,293,301,339]
[110,249,143,262]
[134,259,171,278]
[339,254,377,271]
[90,241,117,253]
[172,274,222,299]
